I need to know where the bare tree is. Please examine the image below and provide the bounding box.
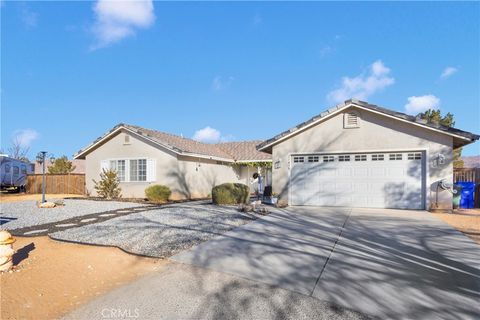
[7,137,30,161]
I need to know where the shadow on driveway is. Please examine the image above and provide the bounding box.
[172,207,480,319]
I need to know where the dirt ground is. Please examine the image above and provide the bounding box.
[0,193,84,203]
[0,236,166,320]
[433,209,480,244]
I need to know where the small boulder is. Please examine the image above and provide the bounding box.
[239,204,254,212]
[276,200,288,208]
[255,207,269,215]
[38,202,56,208]
[54,199,65,206]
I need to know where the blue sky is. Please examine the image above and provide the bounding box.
[1,1,479,159]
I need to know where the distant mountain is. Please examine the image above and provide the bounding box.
[462,156,480,168]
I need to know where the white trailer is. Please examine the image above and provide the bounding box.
[0,155,34,192]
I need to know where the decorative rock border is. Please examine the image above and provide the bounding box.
[9,205,161,237]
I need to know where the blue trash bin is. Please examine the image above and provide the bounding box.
[456,182,475,209]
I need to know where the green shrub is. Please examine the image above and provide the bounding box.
[145,185,171,203]
[93,169,122,199]
[212,183,250,205]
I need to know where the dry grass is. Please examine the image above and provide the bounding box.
[432,209,480,244]
[0,193,84,203]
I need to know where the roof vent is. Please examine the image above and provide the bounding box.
[344,111,360,128]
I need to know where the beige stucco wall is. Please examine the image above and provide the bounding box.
[85,130,250,199]
[271,107,454,210]
[172,156,243,199]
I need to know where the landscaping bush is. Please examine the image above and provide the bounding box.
[145,185,171,203]
[212,183,250,205]
[93,169,122,199]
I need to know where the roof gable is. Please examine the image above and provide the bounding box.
[257,99,479,152]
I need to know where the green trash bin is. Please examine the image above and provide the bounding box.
[453,184,462,209]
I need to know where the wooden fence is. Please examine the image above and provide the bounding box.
[453,168,480,208]
[26,174,85,195]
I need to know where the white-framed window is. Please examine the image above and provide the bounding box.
[293,156,305,163]
[323,156,335,162]
[339,155,350,162]
[21,165,27,174]
[130,159,147,182]
[308,156,319,163]
[389,153,402,160]
[103,158,154,182]
[344,111,360,128]
[408,152,422,160]
[5,164,10,173]
[109,160,126,181]
[13,166,19,175]
[354,155,367,161]
[371,154,384,161]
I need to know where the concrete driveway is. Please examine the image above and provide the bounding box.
[172,207,480,319]
[66,206,480,320]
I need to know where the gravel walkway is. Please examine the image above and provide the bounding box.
[51,203,261,258]
[0,199,146,230]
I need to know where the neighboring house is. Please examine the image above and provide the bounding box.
[74,124,272,199]
[34,159,85,174]
[461,156,480,168]
[257,99,479,210]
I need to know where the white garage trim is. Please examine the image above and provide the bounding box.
[288,149,427,209]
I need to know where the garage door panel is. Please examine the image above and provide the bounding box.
[370,167,386,177]
[319,169,336,177]
[353,167,368,177]
[290,152,424,209]
[336,182,353,192]
[335,195,353,207]
[338,168,353,178]
[387,167,405,177]
[352,195,369,207]
[353,182,368,192]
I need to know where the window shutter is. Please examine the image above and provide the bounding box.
[100,160,109,171]
[147,159,156,182]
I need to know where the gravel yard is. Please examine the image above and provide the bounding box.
[0,199,146,230]
[51,202,262,258]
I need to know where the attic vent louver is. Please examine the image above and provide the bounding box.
[344,111,360,128]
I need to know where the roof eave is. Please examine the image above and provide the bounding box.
[235,159,273,163]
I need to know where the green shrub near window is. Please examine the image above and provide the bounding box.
[145,185,171,203]
[93,169,122,199]
[212,183,250,205]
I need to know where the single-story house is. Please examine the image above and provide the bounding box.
[257,99,479,210]
[74,124,272,199]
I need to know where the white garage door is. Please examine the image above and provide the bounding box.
[290,152,425,209]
